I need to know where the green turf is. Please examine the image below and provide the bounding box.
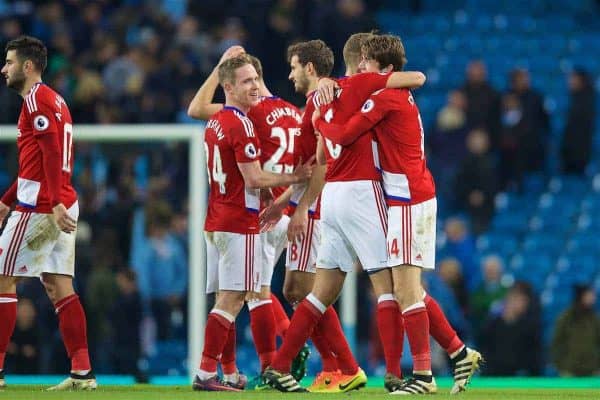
[1,384,600,400]
[0,377,600,400]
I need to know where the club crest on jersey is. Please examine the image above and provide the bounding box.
[244,143,258,158]
[361,99,375,113]
[33,115,50,131]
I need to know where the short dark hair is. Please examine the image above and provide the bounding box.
[5,35,47,72]
[287,40,334,78]
[361,34,407,72]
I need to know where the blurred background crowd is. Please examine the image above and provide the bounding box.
[0,0,599,379]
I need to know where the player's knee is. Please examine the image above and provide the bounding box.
[283,283,306,306]
[395,286,421,310]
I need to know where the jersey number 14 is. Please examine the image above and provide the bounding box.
[205,143,227,194]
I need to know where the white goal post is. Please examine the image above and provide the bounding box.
[0,124,207,377]
[0,123,358,378]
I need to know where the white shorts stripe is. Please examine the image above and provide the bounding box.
[372,181,388,237]
[4,212,30,275]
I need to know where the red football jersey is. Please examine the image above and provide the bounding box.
[288,91,320,218]
[318,72,390,182]
[363,89,436,205]
[15,82,77,213]
[204,106,262,234]
[248,96,302,200]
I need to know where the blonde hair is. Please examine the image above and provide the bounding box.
[218,54,254,85]
[343,32,375,70]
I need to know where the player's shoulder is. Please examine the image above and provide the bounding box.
[25,83,64,113]
[377,88,414,106]
[220,106,255,137]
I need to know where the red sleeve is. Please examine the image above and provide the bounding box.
[36,133,62,207]
[30,92,59,138]
[230,118,261,164]
[1,180,17,205]
[315,94,389,146]
[348,72,392,101]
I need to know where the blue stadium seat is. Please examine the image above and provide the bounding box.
[476,232,519,256]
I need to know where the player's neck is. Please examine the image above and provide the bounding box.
[224,99,250,115]
[19,77,42,98]
[306,77,319,96]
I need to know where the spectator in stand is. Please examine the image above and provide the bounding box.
[454,129,497,234]
[110,268,144,379]
[498,93,530,189]
[442,218,480,291]
[552,285,600,376]
[507,68,549,171]
[437,257,469,316]
[460,60,501,145]
[470,255,508,337]
[560,68,597,175]
[427,90,470,210]
[134,201,187,340]
[5,298,41,374]
[480,282,542,376]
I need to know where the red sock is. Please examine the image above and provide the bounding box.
[270,293,290,338]
[200,311,233,373]
[0,293,17,370]
[309,328,338,372]
[221,322,237,375]
[402,302,431,372]
[249,300,277,372]
[316,306,358,375]
[270,298,322,373]
[55,294,91,371]
[397,305,405,367]
[424,294,464,355]
[377,297,402,377]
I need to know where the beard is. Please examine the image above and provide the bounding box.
[6,70,26,92]
[295,75,310,95]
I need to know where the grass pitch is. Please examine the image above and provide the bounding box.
[2,384,600,400]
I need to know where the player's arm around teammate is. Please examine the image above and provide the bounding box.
[188,46,273,120]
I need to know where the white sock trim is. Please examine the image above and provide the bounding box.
[197,369,217,380]
[402,301,426,314]
[247,299,272,311]
[0,297,17,303]
[377,293,395,303]
[306,293,326,314]
[210,308,235,323]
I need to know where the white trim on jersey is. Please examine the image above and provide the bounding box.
[235,112,255,138]
[25,84,40,113]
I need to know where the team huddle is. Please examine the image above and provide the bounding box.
[191,32,483,395]
[0,32,482,394]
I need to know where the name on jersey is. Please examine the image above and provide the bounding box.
[206,119,225,140]
[266,107,302,125]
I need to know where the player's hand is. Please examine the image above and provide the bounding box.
[292,155,316,182]
[52,203,77,233]
[311,107,321,129]
[0,201,9,224]
[317,78,339,105]
[260,188,274,208]
[287,207,308,243]
[259,202,285,232]
[218,45,246,65]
